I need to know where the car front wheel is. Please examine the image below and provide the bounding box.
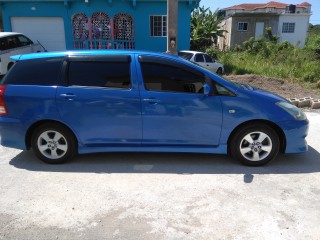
[230,124,280,166]
[31,123,77,164]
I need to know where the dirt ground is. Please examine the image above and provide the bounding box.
[224,74,320,99]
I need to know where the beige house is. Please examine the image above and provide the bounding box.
[217,1,312,50]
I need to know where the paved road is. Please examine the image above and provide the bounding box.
[0,112,319,240]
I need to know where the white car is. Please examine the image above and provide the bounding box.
[178,50,224,75]
[0,32,44,76]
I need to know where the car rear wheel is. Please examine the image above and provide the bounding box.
[31,123,77,164]
[230,124,280,166]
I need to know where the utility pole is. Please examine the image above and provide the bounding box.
[166,0,178,54]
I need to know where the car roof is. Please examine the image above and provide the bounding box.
[0,32,22,38]
[11,50,181,61]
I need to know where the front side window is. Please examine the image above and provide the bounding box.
[178,52,193,61]
[140,62,205,94]
[238,22,248,31]
[68,61,131,89]
[282,22,295,33]
[150,15,167,37]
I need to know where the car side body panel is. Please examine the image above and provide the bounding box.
[0,50,309,160]
[0,85,60,149]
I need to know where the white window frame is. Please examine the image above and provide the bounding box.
[238,22,248,31]
[150,15,167,37]
[282,22,295,33]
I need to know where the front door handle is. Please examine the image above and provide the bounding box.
[59,93,76,100]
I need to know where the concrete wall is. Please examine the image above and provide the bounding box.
[230,15,279,47]
[277,14,310,47]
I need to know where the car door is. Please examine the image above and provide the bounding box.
[137,55,223,146]
[194,53,207,69]
[203,54,218,73]
[56,55,142,146]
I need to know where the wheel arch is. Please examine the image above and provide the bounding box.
[25,120,78,150]
[227,119,286,154]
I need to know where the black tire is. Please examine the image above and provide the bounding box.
[216,68,223,75]
[230,124,280,166]
[31,123,77,164]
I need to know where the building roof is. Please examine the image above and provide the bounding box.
[224,1,311,10]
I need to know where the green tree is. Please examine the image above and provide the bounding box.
[190,7,226,51]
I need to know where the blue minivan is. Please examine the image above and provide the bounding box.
[0,50,309,166]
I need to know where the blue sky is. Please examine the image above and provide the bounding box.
[200,0,320,25]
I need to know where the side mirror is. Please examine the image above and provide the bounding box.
[203,83,213,96]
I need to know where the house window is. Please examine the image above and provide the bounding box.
[92,12,110,39]
[72,13,89,40]
[238,22,248,31]
[114,13,134,41]
[150,15,167,37]
[282,22,295,33]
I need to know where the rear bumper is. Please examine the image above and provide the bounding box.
[277,118,309,154]
[0,117,27,150]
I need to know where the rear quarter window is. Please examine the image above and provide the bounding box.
[2,58,64,86]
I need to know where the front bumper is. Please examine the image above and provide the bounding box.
[277,118,309,154]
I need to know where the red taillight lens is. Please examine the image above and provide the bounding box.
[0,85,8,115]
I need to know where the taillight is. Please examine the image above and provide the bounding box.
[0,85,8,115]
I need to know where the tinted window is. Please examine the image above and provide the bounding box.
[204,54,213,63]
[140,62,205,94]
[68,62,131,88]
[2,58,64,85]
[178,52,193,61]
[0,38,7,51]
[0,36,19,51]
[17,35,33,46]
[195,54,204,63]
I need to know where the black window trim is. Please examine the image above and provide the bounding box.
[67,55,131,63]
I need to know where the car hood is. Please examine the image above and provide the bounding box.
[235,81,288,102]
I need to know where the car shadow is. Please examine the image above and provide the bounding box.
[9,145,320,175]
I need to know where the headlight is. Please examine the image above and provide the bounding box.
[276,101,307,120]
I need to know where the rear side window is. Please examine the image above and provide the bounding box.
[68,61,131,89]
[2,58,64,85]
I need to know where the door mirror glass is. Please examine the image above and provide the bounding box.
[203,83,213,96]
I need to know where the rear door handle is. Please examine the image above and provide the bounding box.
[143,98,160,104]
